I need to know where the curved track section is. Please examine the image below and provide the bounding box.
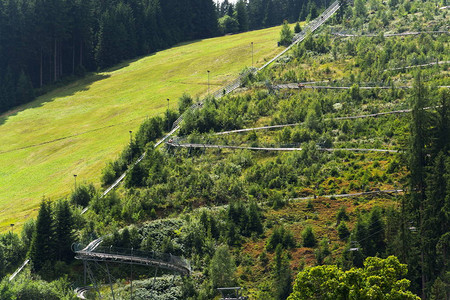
[75,245,190,275]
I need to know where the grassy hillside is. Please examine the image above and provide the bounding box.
[69,2,448,297]
[0,25,286,231]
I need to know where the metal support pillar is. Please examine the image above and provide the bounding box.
[85,261,101,298]
[149,267,159,299]
[106,263,116,300]
[83,261,87,285]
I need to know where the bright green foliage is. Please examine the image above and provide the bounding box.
[0,268,76,300]
[279,21,294,47]
[209,245,236,289]
[354,0,367,18]
[70,184,96,207]
[288,256,420,300]
[219,15,240,34]
[0,232,25,278]
[178,93,194,114]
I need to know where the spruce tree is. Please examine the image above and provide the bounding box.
[273,244,292,300]
[54,199,75,263]
[366,207,386,257]
[29,200,55,271]
[15,70,35,105]
[236,0,249,32]
[279,20,294,47]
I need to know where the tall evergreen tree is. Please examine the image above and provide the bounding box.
[235,0,249,32]
[54,199,75,263]
[273,244,292,300]
[29,200,54,271]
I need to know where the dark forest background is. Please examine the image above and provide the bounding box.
[0,0,330,113]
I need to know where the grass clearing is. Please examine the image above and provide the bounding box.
[0,25,285,231]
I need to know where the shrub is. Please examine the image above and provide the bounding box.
[178,93,193,114]
[266,226,296,252]
[70,184,96,207]
[294,22,301,33]
[338,222,350,240]
[279,21,294,46]
[302,226,316,247]
[336,206,349,224]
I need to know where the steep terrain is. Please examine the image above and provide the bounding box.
[0,26,283,231]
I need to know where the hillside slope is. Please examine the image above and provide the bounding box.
[0,26,283,231]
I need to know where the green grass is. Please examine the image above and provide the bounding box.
[0,25,285,231]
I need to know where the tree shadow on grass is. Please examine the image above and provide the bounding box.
[0,73,111,127]
[0,38,206,127]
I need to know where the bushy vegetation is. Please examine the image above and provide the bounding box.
[2,1,449,299]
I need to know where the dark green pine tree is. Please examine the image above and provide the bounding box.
[197,0,219,38]
[248,0,266,29]
[408,72,431,299]
[248,202,263,235]
[366,207,386,257]
[434,89,449,154]
[3,67,17,107]
[54,199,75,263]
[353,216,368,257]
[273,244,292,300]
[409,72,430,214]
[235,0,249,32]
[29,200,55,271]
[422,153,449,288]
[263,0,277,27]
[16,70,35,105]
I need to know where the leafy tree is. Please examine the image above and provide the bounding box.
[219,15,239,34]
[315,238,331,265]
[289,256,420,300]
[279,20,293,47]
[209,245,236,288]
[354,0,367,18]
[70,183,96,207]
[178,93,194,114]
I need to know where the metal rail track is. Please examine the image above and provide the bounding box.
[8,259,30,281]
[385,60,450,71]
[89,0,342,204]
[166,142,399,153]
[75,248,190,275]
[216,108,413,135]
[332,31,449,37]
[276,83,449,90]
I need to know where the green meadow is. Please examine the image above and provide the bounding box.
[0,26,284,231]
